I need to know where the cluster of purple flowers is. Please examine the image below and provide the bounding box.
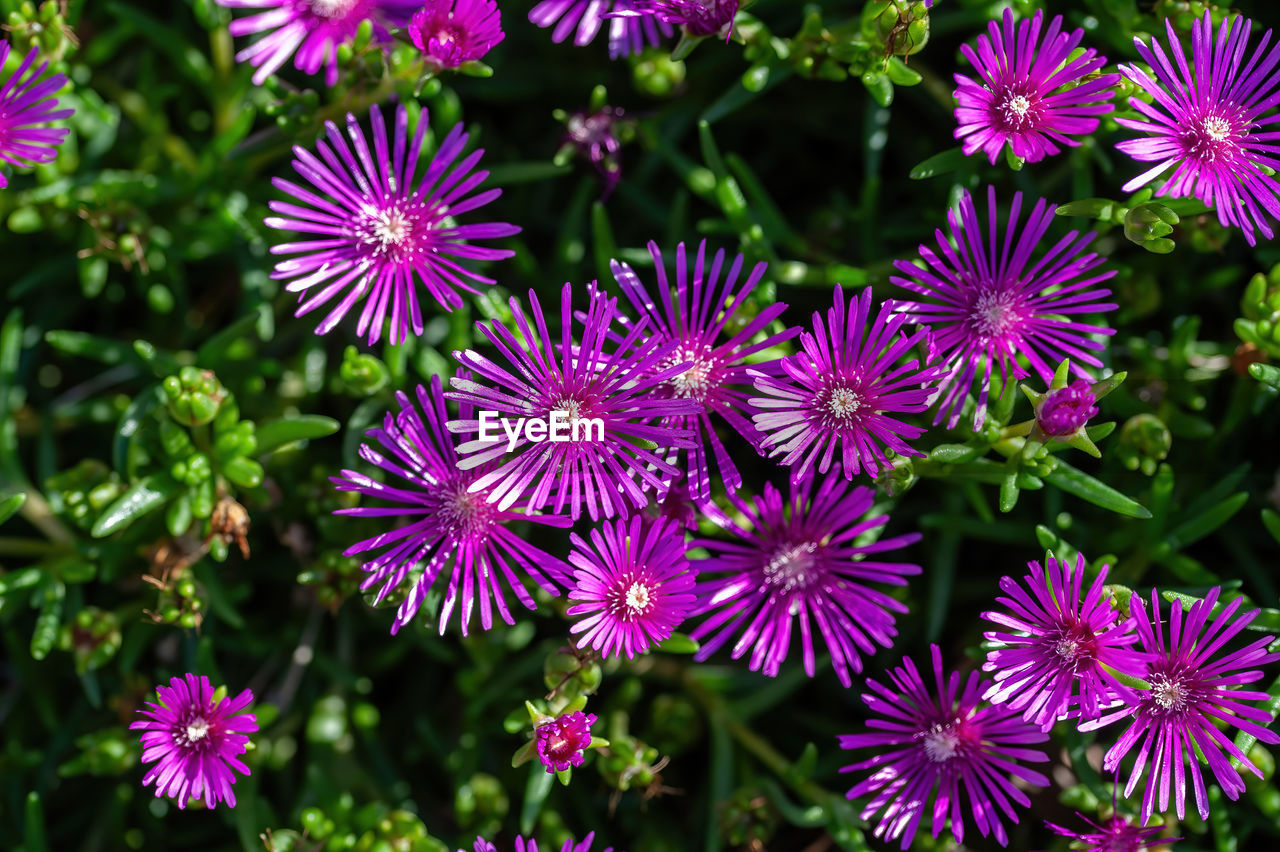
[105,5,1280,851]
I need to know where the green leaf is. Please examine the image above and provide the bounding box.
[519,762,554,836]
[113,385,162,475]
[24,791,49,852]
[91,474,181,538]
[591,201,617,286]
[256,415,341,455]
[909,147,969,180]
[44,330,139,366]
[1054,197,1118,220]
[1045,460,1152,518]
[0,492,25,526]
[1156,492,1247,555]
[196,312,261,364]
[656,632,700,654]
[31,578,65,660]
[1263,509,1280,545]
[1251,362,1280,390]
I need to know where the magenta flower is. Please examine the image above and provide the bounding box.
[1044,813,1173,852]
[330,375,571,636]
[749,285,943,481]
[688,472,921,688]
[954,8,1119,164]
[409,0,504,71]
[265,102,519,346]
[1085,587,1280,822]
[0,42,74,188]
[838,645,1051,849]
[562,105,629,198]
[447,283,699,521]
[981,555,1147,731]
[566,515,697,659]
[891,186,1117,431]
[1116,11,1280,246]
[1036,379,1099,436]
[529,0,673,59]
[610,240,800,501]
[469,833,612,852]
[535,710,597,773]
[615,1,738,40]
[130,674,258,809]
[217,0,420,86]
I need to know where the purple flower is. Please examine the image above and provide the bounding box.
[535,710,598,773]
[217,0,420,86]
[1116,11,1280,246]
[838,645,1051,849]
[330,375,571,636]
[1036,379,1099,436]
[130,674,259,809]
[610,240,800,501]
[0,42,74,188]
[409,0,504,71]
[529,0,673,59]
[1085,587,1280,822]
[981,555,1147,731]
[617,1,739,40]
[264,102,519,346]
[749,285,943,481]
[891,186,1118,430]
[688,472,921,688]
[566,515,697,659]
[954,9,1119,164]
[447,283,699,521]
[562,105,629,198]
[469,833,612,852]
[1044,813,1173,852]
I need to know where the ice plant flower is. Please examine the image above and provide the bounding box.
[615,1,739,41]
[1044,813,1173,852]
[688,472,922,688]
[469,833,612,852]
[561,105,630,198]
[530,0,673,59]
[981,554,1147,731]
[1085,587,1280,822]
[535,710,598,773]
[265,102,519,346]
[447,283,699,521]
[891,186,1118,430]
[566,515,697,659]
[408,0,504,72]
[749,285,943,481]
[130,674,258,809]
[330,375,571,635]
[954,8,1119,165]
[217,0,420,86]
[1035,379,1099,437]
[610,240,800,501]
[0,42,74,188]
[1116,11,1280,246]
[838,645,1051,849]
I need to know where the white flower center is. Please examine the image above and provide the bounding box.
[186,717,210,742]
[762,542,820,593]
[308,0,359,19]
[828,387,861,417]
[356,201,431,263]
[666,349,716,399]
[624,582,652,613]
[997,92,1037,129]
[971,288,1019,338]
[1202,116,1231,141]
[921,724,962,763]
[1149,674,1189,711]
